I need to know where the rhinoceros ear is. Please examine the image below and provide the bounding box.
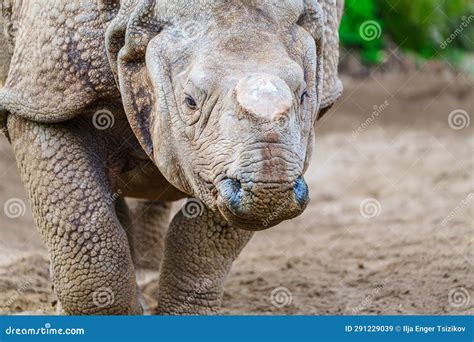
[106,0,162,158]
[299,0,344,121]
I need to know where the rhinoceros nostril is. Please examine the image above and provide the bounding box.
[218,178,243,211]
[294,176,309,207]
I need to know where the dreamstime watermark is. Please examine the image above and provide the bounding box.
[448,286,470,309]
[262,201,290,227]
[5,277,34,308]
[92,109,115,130]
[270,287,293,308]
[440,15,474,49]
[359,20,382,41]
[5,323,85,336]
[448,109,470,130]
[107,189,123,205]
[181,198,205,219]
[439,193,473,228]
[92,287,115,308]
[352,100,390,138]
[181,20,205,42]
[359,198,381,219]
[173,278,214,314]
[3,198,26,219]
[352,280,387,314]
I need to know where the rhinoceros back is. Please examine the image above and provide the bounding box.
[0,0,120,129]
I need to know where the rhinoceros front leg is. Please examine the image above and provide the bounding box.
[156,202,253,314]
[8,117,142,315]
[126,199,172,270]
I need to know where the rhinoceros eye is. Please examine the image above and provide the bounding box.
[184,95,198,110]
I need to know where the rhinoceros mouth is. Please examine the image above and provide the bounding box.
[214,176,309,231]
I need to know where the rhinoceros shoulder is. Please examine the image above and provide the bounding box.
[0,0,120,126]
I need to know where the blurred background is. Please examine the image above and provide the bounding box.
[0,1,472,315]
[340,0,473,71]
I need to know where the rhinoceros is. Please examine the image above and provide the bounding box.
[0,0,343,314]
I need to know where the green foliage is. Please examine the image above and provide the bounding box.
[339,0,384,64]
[340,0,474,64]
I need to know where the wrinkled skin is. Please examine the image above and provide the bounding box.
[0,0,343,314]
[146,5,315,228]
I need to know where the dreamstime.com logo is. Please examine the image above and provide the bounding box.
[439,193,473,228]
[448,109,470,130]
[440,15,474,49]
[5,277,33,308]
[359,20,382,41]
[92,287,115,308]
[173,278,214,315]
[359,198,382,219]
[448,287,470,309]
[262,201,289,227]
[352,280,387,314]
[4,323,85,336]
[181,198,205,219]
[92,109,115,130]
[352,100,390,138]
[270,287,293,308]
[3,198,26,219]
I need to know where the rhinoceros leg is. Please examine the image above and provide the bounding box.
[125,199,171,270]
[156,204,253,314]
[8,117,142,315]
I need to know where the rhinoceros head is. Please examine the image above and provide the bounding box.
[107,0,338,230]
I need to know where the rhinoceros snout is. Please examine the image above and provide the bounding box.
[216,175,309,231]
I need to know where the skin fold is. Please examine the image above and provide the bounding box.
[0,0,343,314]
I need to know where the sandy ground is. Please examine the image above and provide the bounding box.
[0,66,472,315]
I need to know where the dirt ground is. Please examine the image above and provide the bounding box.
[0,66,472,315]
